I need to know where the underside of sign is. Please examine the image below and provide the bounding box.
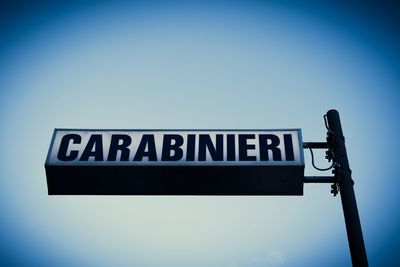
[45,129,305,195]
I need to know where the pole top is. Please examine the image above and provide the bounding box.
[327,109,339,116]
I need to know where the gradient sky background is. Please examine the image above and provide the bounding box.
[0,1,399,266]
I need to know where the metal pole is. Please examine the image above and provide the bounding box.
[326,110,368,267]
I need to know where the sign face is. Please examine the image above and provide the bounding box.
[45,129,304,195]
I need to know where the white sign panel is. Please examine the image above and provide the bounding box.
[47,129,303,166]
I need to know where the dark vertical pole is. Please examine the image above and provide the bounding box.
[326,110,368,267]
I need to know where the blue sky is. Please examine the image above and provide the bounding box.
[0,1,399,266]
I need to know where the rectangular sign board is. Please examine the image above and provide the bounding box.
[45,129,304,195]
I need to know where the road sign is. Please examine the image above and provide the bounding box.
[45,129,304,195]
[44,111,369,266]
